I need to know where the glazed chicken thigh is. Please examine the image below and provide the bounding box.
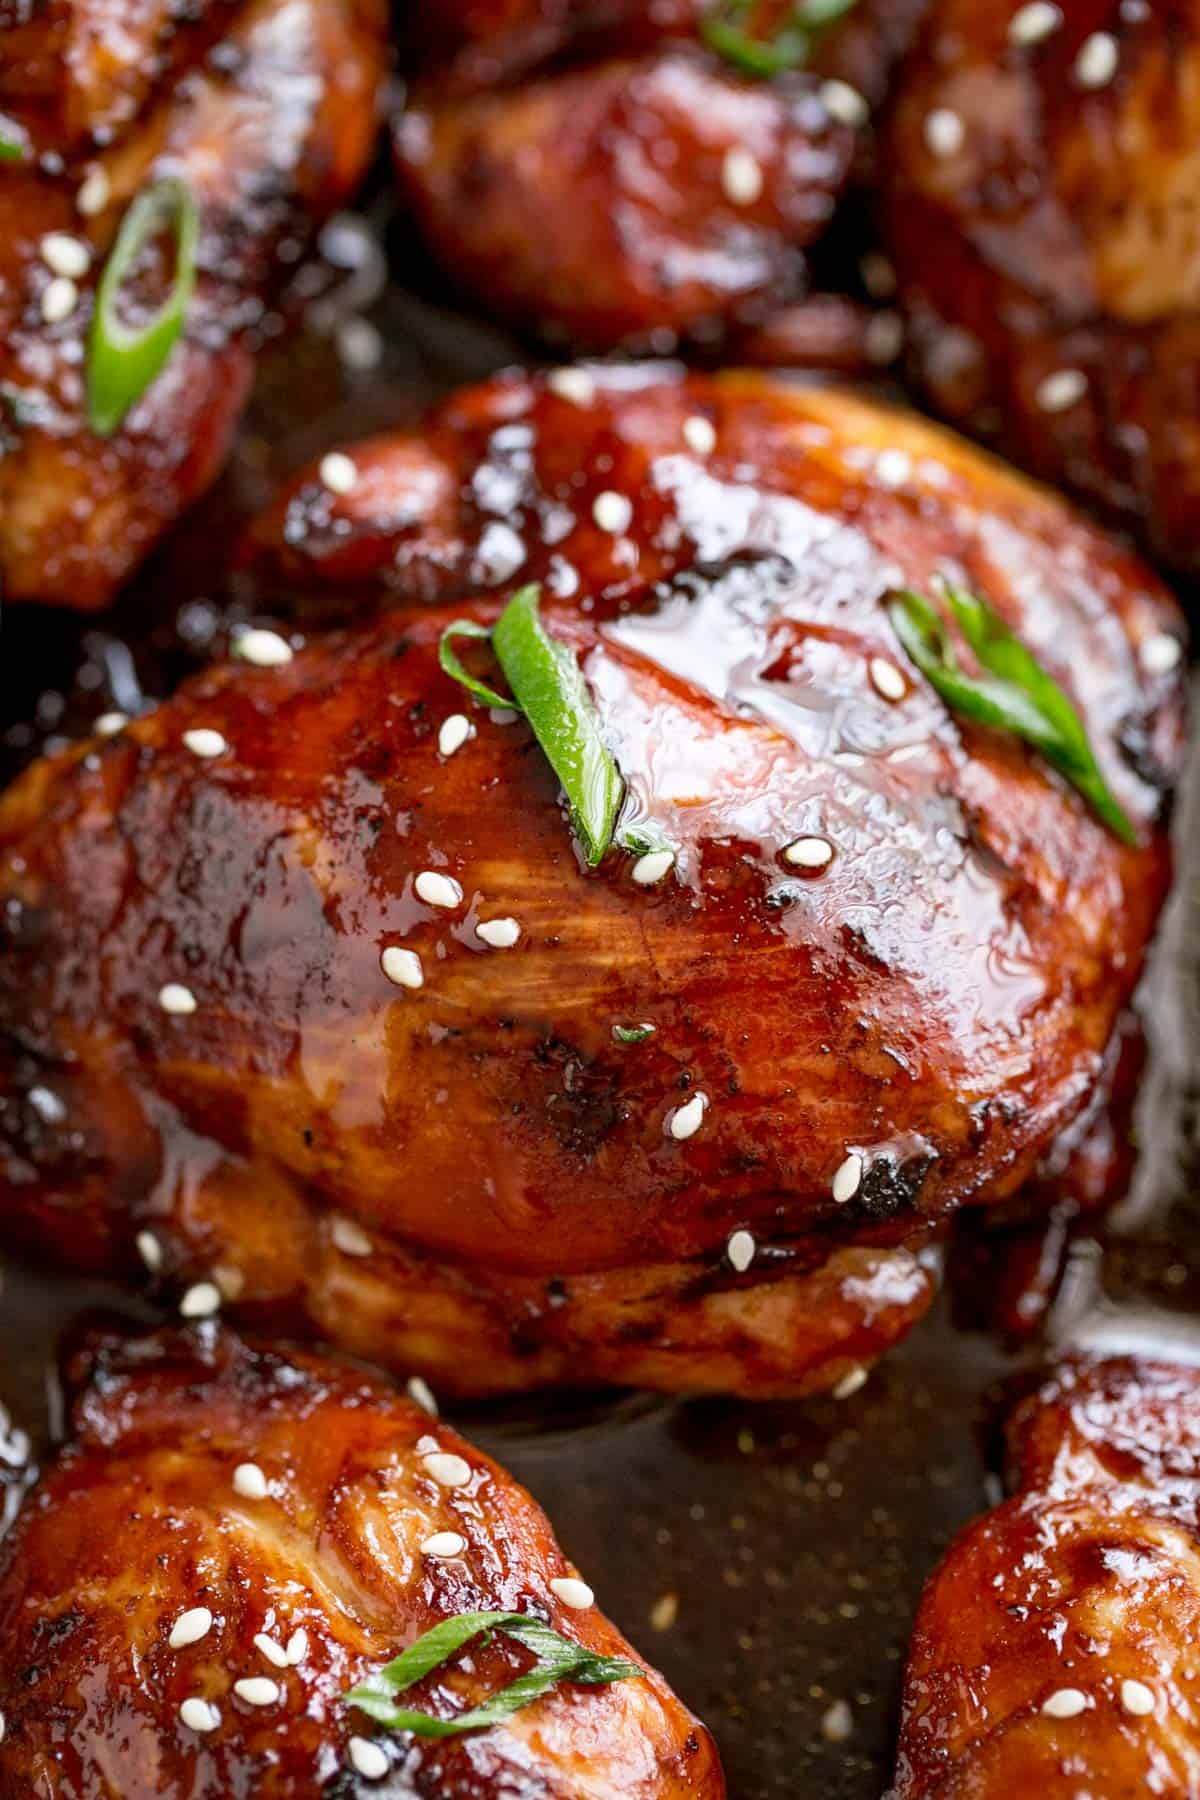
[0,0,386,610]
[0,1323,723,1796]
[0,369,1186,1397]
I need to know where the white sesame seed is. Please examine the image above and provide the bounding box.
[234,1678,280,1707]
[407,1376,438,1416]
[95,711,128,735]
[1141,632,1182,675]
[1042,1687,1087,1718]
[833,1367,869,1400]
[874,448,912,488]
[1075,31,1118,88]
[819,78,869,128]
[550,1576,595,1610]
[77,167,111,216]
[41,276,79,323]
[158,982,197,1015]
[331,1215,372,1257]
[650,1592,679,1632]
[1120,1679,1155,1716]
[438,713,473,757]
[1008,2,1062,45]
[632,849,675,886]
[832,1152,863,1203]
[336,316,383,372]
[233,1462,268,1499]
[924,108,965,157]
[318,451,358,495]
[865,311,905,365]
[27,1085,66,1123]
[669,1091,708,1142]
[41,233,92,280]
[1036,368,1088,412]
[870,657,907,702]
[727,1229,756,1273]
[136,1229,163,1272]
[380,945,424,990]
[422,1450,472,1488]
[414,870,463,909]
[547,368,597,407]
[476,917,521,949]
[182,728,227,759]
[254,1632,290,1668]
[348,1737,390,1780]
[0,1710,6,1743]
[421,1531,467,1558]
[721,145,763,205]
[784,836,834,870]
[234,628,293,668]
[682,414,717,456]
[170,1606,213,1649]
[280,1629,305,1666]
[179,1697,220,1733]
[180,1281,221,1318]
[822,1699,854,1743]
[592,489,633,534]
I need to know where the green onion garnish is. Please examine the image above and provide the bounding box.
[700,0,857,77]
[613,1022,656,1044]
[439,584,624,865]
[344,1609,642,1738]
[0,115,29,161]
[86,175,198,437]
[888,582,1137,844]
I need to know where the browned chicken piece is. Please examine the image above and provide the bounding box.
[0,1322,724,1796]
[891,1353,1200,1798]
[0,0,386,611]
[879,0,1200,575]
[0,369,1187,1398]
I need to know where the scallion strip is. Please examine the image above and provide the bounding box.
[0,115,28,161]
[701,0,857,77]
[87,175,198,437]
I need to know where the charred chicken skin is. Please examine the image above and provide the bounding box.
[0,1323,723,1796]
[0,369,1186,1398]
[0,0,386,611]
[891,1354,1200,1798]
[880,0,1200,575]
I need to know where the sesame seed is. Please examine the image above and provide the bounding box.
[547,368,597,407]
[592,489,633,534]
[819,79,869,128]
[438,713,473,757]
[924,108,965,157]
[179,1697,220,1733]
[870,657,907,702]
[421,1530,467,1557]
[1008,2,1062,45]
[669,1091,708,1142]
[41,233,91,279]
[234,628,293,668]
[254,1632,289,1668]
[336,317,383,372]
[727,1229,756,1273]
[682,414,717,456]
[721,145,763,205]
[865,311,905,365]
[784,836,834,870]
[1141,632,1182,675]
[41,276,78,323]
[77,167,111,215]
[286,1629,308,1665]
[632,849,675,886]
[414,870,463,910]
[381,945,424,990]
[1036,368,1088,412]
[158,982,197,1015]
[875,448,912,488]
[422,1450,472,1488]
[0,1711,6,1743]
[822,1699,854,1743]
[234,1678,279,1707]
[170,1606,214,1649]
[1075,31,1118,88]
[476,917,521,949]
[834,1366,869,1400]
[407,1376,438,1416]
[832,1152,863,1203]
[1120,1679,1155,1716]
[180,1281,221,1318]
[331,1215,372,1257]
[182,728,227,759]
[348,1737,390,1780]
[136,1230,163,1272]
[95,711,128,735]
[550,1576,595,1610]
[650,1592,679,1632]
[27,1085,66,1124]
[318,451,358,495]
[233,1462,268,1499]
[1042,1687,1087,1718]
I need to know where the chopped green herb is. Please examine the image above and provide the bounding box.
[87,175,198,437]
[0,114,28,161]
[613,1023,656,1044]
[344,1610,642,1739]
[888,582,1137,844]
[700,0,857,77]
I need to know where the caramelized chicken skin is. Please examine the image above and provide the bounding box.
[880,0,1200,574]
[891,1355,1200,1798]
[0,1323,723,1796]
[0,370,1186,1397]
[0,0,386,611]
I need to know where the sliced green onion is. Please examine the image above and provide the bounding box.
[701,0,857,77]
[0,114,29,162]
[613,1023,656,1044]
[86,175,198,437]
[437,619,513,711]
[888,582,1137,845]
[344,1609,642,1739]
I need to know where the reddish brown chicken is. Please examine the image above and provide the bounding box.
[879,0,1200,574]
[892,1353,1200,1797]
[0,1323,723,1796]
[0,369,1186,1397]
[0,0,386,611]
